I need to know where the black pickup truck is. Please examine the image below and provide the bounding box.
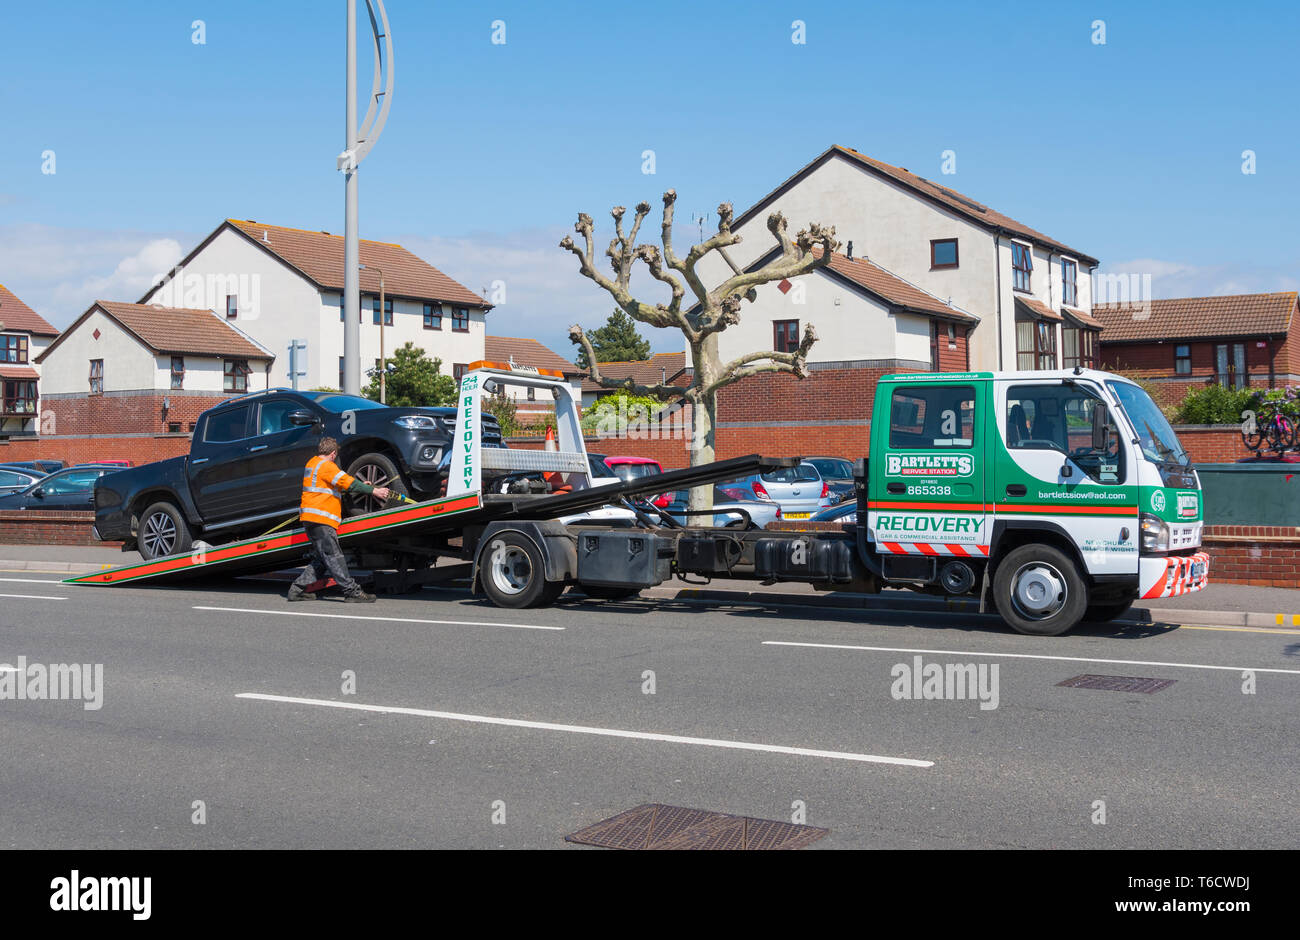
[94,388,503,559]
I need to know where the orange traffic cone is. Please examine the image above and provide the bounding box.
[542,426,571,493]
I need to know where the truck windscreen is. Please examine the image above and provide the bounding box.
[1107,381,1190,466]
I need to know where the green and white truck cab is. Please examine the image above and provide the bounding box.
[865,368,1208,635]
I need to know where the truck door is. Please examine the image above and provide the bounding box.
[189,404,254,524]
[870,381,989,558]
[248,397,320,516]
[995,380,1137,575]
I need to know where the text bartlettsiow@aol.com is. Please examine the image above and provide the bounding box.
[0,657,104,710]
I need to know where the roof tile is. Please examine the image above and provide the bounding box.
[0,285,58,336]
[1094,292,1297,342]
[824,251,979,323]
[37,302,273,363]
[484,336,581,375]
[581,351,689,392]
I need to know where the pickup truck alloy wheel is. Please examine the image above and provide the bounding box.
[345,453,409,516]
[138,501,192,560]
[992,543,1086,637]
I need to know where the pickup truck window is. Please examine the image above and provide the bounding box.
[205,406,251,443]
[258,399,308,435]
[1006,383,1125,483]
[889,385,975,449]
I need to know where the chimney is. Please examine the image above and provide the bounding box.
[846,241,853,260]
[262,230,270,243]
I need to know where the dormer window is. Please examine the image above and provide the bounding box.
[1012,242,1033,293]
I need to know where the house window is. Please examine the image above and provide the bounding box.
[1062,327,1098,369]
[223,359,250,393]
[452,363,468,382]
[423,303,442,330]
[371,296,393,326]
[773,319,800,353]
[0,334,28,363]
[1214,343,1248,389]
[170,356,185,389]
[226,294,238,319]
[89,359,104,395]
[1012,243,1033,293]
[527,387,536,401]
[338,295,345,322]
[2,380,36,415]
[452,308,470,332]
[1174,344,1191,375]
[930,238,959,269]
[947,323,957,349]
[1061,259,1078,307]
[1016,320,1056,370]
[167,422,182,433]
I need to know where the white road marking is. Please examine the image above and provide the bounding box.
[763,641,1300,676]
[236,692,934,767]
[0,593,66,601]
[195,606,563,631]
[0,578,65,584]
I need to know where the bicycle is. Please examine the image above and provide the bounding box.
[1242,389,1299,453]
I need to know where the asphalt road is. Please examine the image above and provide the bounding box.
[0,573,1296,849]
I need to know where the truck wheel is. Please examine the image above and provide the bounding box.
[345,452,409,516]
[138,501,193,560]
[1083,601,1134,624]
[478,532,564,609]
[992,544,1087,637]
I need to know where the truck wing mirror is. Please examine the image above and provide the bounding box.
[1091,402,1108,450]
[288,409,318,427]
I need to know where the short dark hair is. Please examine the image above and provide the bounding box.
[318,437,340,456]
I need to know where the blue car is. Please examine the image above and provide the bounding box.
[0,466,119,510]
[811,497,858,523]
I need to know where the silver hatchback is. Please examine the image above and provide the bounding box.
[729,464,829,520]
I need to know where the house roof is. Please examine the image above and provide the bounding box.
[0,365,39,380]
[36,302,275,364]
[148,220,488,309]
[824,251,980,323]
[484,336,581,377]
[1014,296,1064,323]
[581,351,690,393]
[1093,292,1298,343]
[732,146,1099,267]
[1061,306,1103,330]
[0,285,58,336]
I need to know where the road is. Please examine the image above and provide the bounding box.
[0,573,1296,849]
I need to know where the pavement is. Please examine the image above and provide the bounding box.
[0,559,1295,849]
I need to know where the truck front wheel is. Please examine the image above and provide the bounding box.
[477,532,564,609]
[992,544,1087,637]
[138,501,193,560]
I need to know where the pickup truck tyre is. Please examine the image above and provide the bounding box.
[345,453,409,516]
[478,532,564,609]
[992,544,1087,637]
[1083,600,1134,624]
[138,501,193,560]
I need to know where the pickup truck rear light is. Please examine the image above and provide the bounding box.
[751,482,772,501]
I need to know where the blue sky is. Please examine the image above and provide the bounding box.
[1,0,1296,355]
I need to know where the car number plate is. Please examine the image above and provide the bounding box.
[785,512,811,519]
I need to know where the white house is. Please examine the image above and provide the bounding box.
[0,284,59,438]
[693,146,1102,372]
[141,220,490,390]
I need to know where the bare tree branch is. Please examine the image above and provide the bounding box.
[569,325,688,400]
[703,324,819,396]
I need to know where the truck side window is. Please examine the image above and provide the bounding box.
[204,406,250,443]
[1006,384,1125,483]
[889,385,975,449]
[258,399,304,435]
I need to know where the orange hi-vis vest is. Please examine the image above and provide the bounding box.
[301,456,356,529]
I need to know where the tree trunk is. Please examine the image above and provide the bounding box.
[687,334,719,515]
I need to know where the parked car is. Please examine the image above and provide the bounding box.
[812,497,858,524]
[93,388,505,560]
[723,463,831,520]
[77,459,132,468]
[0,466,120,510]
[803,456,854,500]
[0,464,48,496]
[600,455,664,483]
[587,454,622,488]
[1,459,64,474]
[650,486,782,529]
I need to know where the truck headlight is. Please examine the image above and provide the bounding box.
[393,415,437,429]
[1139,513,1170,554]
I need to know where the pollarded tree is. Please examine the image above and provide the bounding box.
[561,190,839,510]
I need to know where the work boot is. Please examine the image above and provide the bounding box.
[344,590,376,603]
[287,586,316,602]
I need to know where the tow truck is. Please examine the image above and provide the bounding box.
[67,362,1209,636]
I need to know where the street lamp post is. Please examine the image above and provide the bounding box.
[361,262,387,403]
[338,0,394,395]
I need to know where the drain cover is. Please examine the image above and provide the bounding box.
[566,803,829,850]
[1057,674,1176,694]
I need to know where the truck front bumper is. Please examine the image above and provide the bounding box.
[1139,552,1209,599]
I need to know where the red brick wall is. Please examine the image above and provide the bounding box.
[0,435,191,467]
[1202,526,1300,588]
[0,511,122,547]
[1102,338,1290,392]
[44,392,228,436]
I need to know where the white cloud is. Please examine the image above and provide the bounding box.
[1098,257,1300,299]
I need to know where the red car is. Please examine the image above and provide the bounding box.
[596,454,663,483]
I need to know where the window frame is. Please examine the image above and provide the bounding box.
[1061,258,1078,307]
[223,358,250,394]
[451,308,470,332]
[452,363,468,383]
[0,334,29,364]
[888,384,977,450]
[930,238,959,270]
[89,359,104,396]
[1011,242,1033,293]
[773,319,800,354]
[423,303,442,330]
[1005,382,1126,483]
[1174,344,1191,375]
[170,355,185,390]
[371,296,394,326]
[1,379,37,415]
[226,294,238,320]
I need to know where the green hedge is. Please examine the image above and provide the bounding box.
[1172,385,1260,425]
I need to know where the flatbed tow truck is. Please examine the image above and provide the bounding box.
[67,361,1210,636]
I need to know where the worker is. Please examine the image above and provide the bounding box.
[287,437,391,603]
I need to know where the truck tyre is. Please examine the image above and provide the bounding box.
[345,452,409,516]
[992,544,1087,637]
[1083,600,1134,624]
[478,532,564,609]
[138,501,193,560]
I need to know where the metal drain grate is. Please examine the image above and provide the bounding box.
[566,803,829,850]
[1057,674,1176,694]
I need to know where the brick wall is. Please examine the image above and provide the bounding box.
[1201,526,1300,588]
[0,434,191,467]
[44,391,229,436]
[1103,337,1296,399]
[0,511,121,547]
